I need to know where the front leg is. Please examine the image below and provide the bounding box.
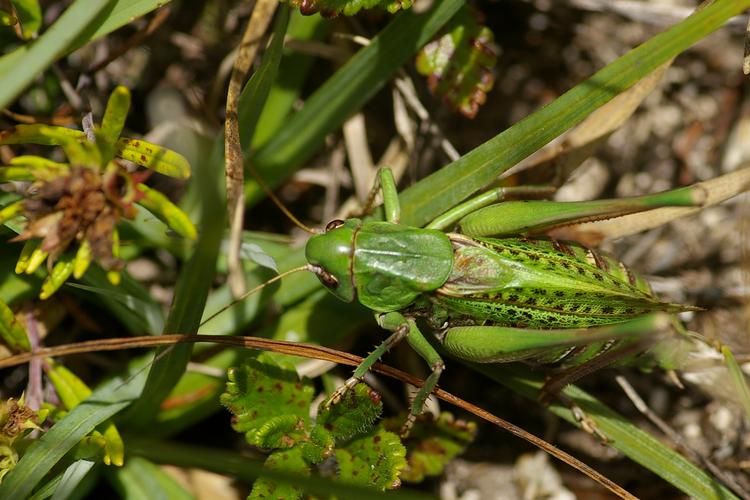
[326,311,446,437]
[325,311,410,409]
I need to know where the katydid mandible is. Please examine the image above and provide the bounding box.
[300,168,701,435]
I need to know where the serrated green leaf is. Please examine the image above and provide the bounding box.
[136,184,197,240]
[253,414,308,450]
[221,355,314,448]
[116,138,191,179]
[301,425,334,465]
[250,447,308,500]
[316,383,382,442]
[335,428,406,490]
[416,6,497,118]
[387,413,476,483]
[0,297,29,352]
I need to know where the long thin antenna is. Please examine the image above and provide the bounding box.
[200,264,312,327]
[247,163,319,235]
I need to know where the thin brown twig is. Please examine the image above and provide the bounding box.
[225,0,278,298]
[0,334,635,499]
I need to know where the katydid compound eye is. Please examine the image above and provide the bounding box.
[325,219,345,232]
[320,271,338,288]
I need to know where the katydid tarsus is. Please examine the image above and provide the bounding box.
[231,166,713,436]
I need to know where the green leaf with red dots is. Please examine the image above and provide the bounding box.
[315,382,383,442]
[0,123,190,179]
[415,6,498,118]
[250,447,309,500]
[283,0,412,18]
[384,412,476,483]
[220,354,315,449]
[334,428,406,490]
[115,137,190,179]
[300,425,335,465]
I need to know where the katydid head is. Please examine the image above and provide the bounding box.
[305,218,361,303]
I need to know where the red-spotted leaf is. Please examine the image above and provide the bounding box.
[385,412,476,482]
[221,354,315,449]
[300,425,335,465]
[334,427,406,490]
[250,447,309,500]
[416,6,498,118]
[315,383,382,442]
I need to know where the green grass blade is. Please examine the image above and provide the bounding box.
[106,456,193,500]
[473,363,738,499]
[125,139,226,426]
[239,4,290,151]
[0,0,113,110]
[251,12,329,149]
[68,1,171,51]
[247,0,464,203]
[50,460,95,500]
[397,0,750,227]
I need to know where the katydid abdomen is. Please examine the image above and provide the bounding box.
[433,234,685,329]
[427,233,691,369]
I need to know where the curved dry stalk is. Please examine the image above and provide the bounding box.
[0,334,635,499]
[225,0,279,298]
